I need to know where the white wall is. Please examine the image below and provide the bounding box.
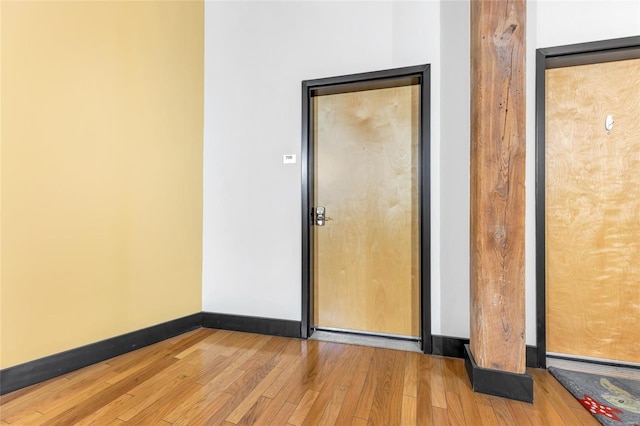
[392,0,443,334]
[439,0,470,338]
[203,0,640,344]
[534,0,640,48]
[203,1,441,322]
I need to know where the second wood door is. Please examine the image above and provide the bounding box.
[546,58,640,363]
[313,84,420,338]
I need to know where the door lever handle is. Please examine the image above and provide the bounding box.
[314,206,332,226]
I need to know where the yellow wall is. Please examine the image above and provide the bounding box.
[0,1,204,369]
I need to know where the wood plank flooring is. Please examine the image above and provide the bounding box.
[0,329,597,425]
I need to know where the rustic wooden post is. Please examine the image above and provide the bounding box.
[465,0,533,402]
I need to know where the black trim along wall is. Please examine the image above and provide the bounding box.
[464,345,533,403]
[0,313,204,396]
[201,312,302,339]
[0,313,541,396]
[432,335,539,369]
[0,312,301,396]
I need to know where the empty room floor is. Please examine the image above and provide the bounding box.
[0,328,597,425]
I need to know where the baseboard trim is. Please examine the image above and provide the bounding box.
[202,312,302,339]
[432,335,470,358]
[526,345,539,368]
[0,313,203,396]
[0,316,537,396]
[0,311,302,396]
[432,335,540,368]
[464,344,534,403]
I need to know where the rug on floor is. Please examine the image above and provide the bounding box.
[549,366,640,425]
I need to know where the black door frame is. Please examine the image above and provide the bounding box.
[535,36,640,368]
[301,64,432,353]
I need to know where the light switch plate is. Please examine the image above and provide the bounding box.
[283,154,296,164]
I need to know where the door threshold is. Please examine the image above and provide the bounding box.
[547,355,640,380]
[309,329,422,353]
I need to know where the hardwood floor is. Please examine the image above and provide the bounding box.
[0,329,597,425]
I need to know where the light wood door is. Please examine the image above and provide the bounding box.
[546,58,640,363]
[313,84,420,338]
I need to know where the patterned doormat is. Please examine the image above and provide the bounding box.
[549,366,640,425]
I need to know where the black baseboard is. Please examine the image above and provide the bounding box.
[202,312,302,339]
[432,335,540,368]
[464,344,534,403]
[0,313,203,396]
[0,311,302,396]
[0,315,537,397]
[432,335,470,358]
[526,346,539,368]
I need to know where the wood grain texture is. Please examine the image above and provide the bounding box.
[313,84,420,337]
[0,329,596,425]
[469,0,527,373]
[545,58,640,363]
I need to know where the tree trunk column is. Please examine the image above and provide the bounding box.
[466,0,532,402]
